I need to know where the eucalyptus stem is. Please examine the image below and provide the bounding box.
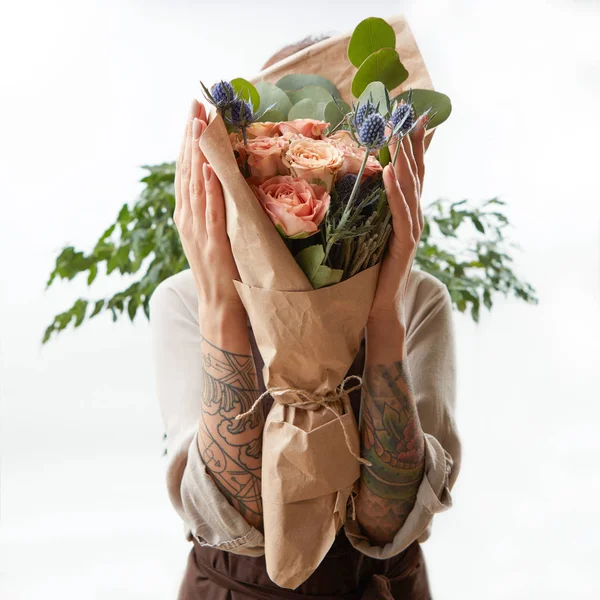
[324,150,370,262]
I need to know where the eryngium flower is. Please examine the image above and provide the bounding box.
[211,80,235,108]
[353,100,376,130]
[358,113,386,148]
[391,103,415,134]
[229,98,254,129]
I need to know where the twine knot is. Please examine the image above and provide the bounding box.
[234,375,372,466]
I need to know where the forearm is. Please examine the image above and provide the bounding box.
[197,310,265,531]
[355,316,425,545]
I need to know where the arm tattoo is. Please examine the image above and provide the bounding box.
[356,360,425,545]
[197,335,264,530]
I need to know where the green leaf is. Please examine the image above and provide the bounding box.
[257,108,287,123]
[230,78,260,111]
[295,245,343,289]
[378,145,391,167]
[255,81,292,118]
[394,89,452,129]
[90,300,105,317]
[357,81,389,115]
[288,98,322,121]
[287,85,334,106]
[73,299,88,327]
[127,297,138,322]
[352,48,408,98]
[323,100,350,131]
[471,215,485,233]
[87,263,98,286]
[276,74,341,99]
[348,17,396,68]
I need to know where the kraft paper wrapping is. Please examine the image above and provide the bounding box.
[198,13,434,589]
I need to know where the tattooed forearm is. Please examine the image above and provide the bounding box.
[197,335,265,531]
[356,359,425,545]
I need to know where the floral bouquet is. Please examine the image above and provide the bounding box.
[198,15,451,589]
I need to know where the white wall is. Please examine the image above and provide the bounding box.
[1,0,598,597]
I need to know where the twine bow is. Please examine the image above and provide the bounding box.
[234,375,372,466]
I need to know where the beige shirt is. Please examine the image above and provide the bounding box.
[150,268,461,559]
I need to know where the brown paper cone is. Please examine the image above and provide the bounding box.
[197,12,435,590]
[235,265,380,589]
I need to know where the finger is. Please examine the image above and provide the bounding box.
[392,141,419,241]
[402,135,419,197]
[410,115,426,193]
[179,118,193,221]
[190,118,208,235]
[203,164,228,242]
[384,164,414,245]
[175,100,201,220]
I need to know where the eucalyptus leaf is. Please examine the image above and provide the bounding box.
[255,81,292,118]
[394,89,452,129]
[230,78,260,111]
[348,17,396,68]
[257,108,286,123]
[287,85,334,106]
[295,244,325,278]
[295,245,343,289]
[323,100,350,131]
[352,48,408,97]
[288,98,323,121]
[357,81,389,115]
[276,74,341,99]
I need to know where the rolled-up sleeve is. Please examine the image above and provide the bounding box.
[150,271,265,556]
[344,271,461,559]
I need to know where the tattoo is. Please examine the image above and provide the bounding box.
[197,336,264,529]
[357,360,425,544]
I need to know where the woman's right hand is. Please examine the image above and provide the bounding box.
[174,99,248,352]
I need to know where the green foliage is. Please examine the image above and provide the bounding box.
[295,245,343,289]
[352,48,408,97]
[418,198,538,322]
[276,74,342,99]
[230,78,260,111]
[348,17,396,68]
[255,81,292,119]
[43,163,187,343]
[43,165,537,342]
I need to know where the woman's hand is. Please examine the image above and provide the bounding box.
[174,99,248,351]
[367,117,427,359]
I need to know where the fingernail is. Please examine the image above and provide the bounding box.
[192,118,201,140]
[203,163,212,182]
[189,99,198,117]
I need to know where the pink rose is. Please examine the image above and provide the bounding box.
[249,175,330,238]
[277,119,329,139]
[326,130,383,180]
[282,137,344,191]
[234,136,289,179]
[245,121,280,138]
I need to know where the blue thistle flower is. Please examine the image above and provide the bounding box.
[358,113,386,149]
[211,80,235,108]
[391,103,415,134]
[229,98,254,129]
[353,100,376,130]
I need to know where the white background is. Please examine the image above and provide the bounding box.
[1,0,599,598]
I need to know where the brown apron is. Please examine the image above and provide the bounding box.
[177,338,432,599]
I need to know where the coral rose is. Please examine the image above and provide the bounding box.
[249,175,330,238]
[234,136,288,179]
[326,130,383,180]
[277,119,329,139]
[282,137,344,191]
[245,121,280,138]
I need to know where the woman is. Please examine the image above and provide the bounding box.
[151,36,461,600]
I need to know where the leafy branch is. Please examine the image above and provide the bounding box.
[43,163,537,343]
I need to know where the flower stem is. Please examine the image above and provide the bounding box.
[324,150,370,262]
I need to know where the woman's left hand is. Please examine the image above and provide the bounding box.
[368,118,427,347]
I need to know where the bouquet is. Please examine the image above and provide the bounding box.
[198,15,451,589]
